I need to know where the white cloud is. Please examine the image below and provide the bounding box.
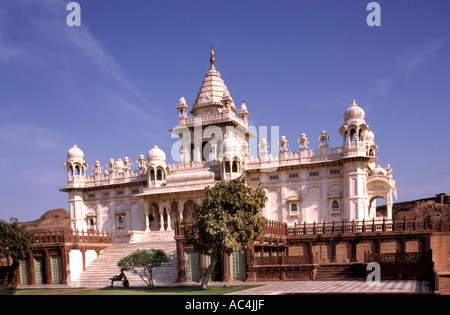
[0,0,154,112]
[397,40,443,73]
[372,76,394,96]
[371,39,443,96]
[0,124,59,150]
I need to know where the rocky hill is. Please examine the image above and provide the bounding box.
[20,208,70,231]
[380,193,449,220]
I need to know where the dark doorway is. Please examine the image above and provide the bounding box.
[211,252,223,281]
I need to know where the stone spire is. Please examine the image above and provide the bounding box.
[210,46,215,69]
[190,48,231,116]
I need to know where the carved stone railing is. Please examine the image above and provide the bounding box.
[32,229,114,244]
[264,220,288,237]
[288,217,449,237]
[65,171,146,188]
[365,251,430,264]
[176,217,448,239]
[254,255,313,266]
[255,256,280,265]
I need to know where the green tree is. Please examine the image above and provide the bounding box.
[117,249,169,289]
[0,218,34,295]
[183,176,268,289]
[0,218,34,262]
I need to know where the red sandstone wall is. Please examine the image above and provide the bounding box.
[430,232,450,274]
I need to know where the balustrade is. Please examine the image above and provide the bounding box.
[176,217,447,239]
[288,216,447,237]
[254,255,312,266]
[365,251,430,264]
[32,229,114,244]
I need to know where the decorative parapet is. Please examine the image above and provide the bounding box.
[365,251,431,264]
[178,111,247,128]
[288,217,449,237]
[168,160,219,171]
[141,181,213,195]
[64,170,146,189]
[244,147,345,171]
[32,229,114,245]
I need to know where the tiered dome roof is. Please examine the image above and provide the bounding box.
[147,145,166,165]
[343,99,365,122]
[190,48,236,116]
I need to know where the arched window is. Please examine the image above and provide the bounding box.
[150,169,155,181]
[350,129,357,142]
[291,203,298,213]
[156,169,162,180]
[202,141,212,161]
[332,200,339,209]
[232,160,238,172]
[225,161,231,173]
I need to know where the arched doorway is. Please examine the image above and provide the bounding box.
[367,178,395,220]
[368,196,386,219]
[147,203,159,231]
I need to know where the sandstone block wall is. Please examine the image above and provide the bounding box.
[430,232,450,274]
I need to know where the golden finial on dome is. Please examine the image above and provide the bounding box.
[210,46,215,68]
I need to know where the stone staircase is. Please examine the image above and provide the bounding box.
[72,241,178,287]
[314,263,366,281]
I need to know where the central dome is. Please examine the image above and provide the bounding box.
[190,48,236,116]
[344,99,365,122]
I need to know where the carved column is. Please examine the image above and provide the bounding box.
[350,239,357,262]
[331,239,337,262]
[166,209,172,231]
[44,249,52,284]
[176,241,186,283]
[80,248,87,271]
[222,253,230,282]
[27,251,35,285]
[159,209,164,231]
[178,199,184,222]
[60,247,67,284]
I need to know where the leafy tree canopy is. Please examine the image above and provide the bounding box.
[0,218,33,263]
[183,176,268,288]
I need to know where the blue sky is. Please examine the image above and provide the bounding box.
[0,0,449,221]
